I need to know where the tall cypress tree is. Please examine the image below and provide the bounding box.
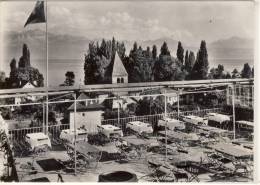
[188,51,195,70]
[160,42,170,56]
[176,41,184,64]
[184,51,195,80]
[184,50,189,68]
[152,45,157,59]
[191,40,209,80]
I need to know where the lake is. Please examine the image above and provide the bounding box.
[1,57,254,87]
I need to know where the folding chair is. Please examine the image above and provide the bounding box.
[173,172,189,182]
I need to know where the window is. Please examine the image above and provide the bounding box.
[82,113,85,116]
[121,78,124,83]
[117,78,120,83]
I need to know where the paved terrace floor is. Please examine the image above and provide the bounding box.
[14,143,253,182]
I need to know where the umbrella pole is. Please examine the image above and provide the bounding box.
[164,91,167,162]
[74,93,77,175]
[43,103,45,133]
[177,89,180,120]
[117,97,120,127]
[232,84,236,140]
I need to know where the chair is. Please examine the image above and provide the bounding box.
[141,160,174,182]
[174,172,189,182]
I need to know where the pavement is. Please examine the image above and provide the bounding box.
[13,140,253,182]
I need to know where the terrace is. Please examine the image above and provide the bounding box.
[0,80,254,182]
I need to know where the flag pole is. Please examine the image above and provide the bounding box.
[45,0,49,135]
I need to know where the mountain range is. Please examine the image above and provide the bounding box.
[3,29,254,61]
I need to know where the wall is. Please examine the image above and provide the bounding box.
[112,76,128,84]
[69,110,104,133]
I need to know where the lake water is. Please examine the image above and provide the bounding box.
[1,57,254,87]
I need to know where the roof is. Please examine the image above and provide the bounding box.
[112,51,128,77]
[67,102,104,111]
[77,93,90,100]
[21,81,37,88]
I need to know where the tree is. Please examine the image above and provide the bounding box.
[160,42,170,56]
[191,40,209,80]
[63,71,75,86]
[0,71,6,89]
[208,65,225,79]
[117,42,126,59]
[33,108,57,126]
[7,45,44,88]
[112,37,116,55]
[226,72,231,79]
[152,45,157,59]
[188,51,195,69]
[216,64,224,79]
[84,40,112,84]
[99,39,107,57]
[0,71,5,82]
[184,51,195,80]
[232,68,239,78]
[133,42,138,52]
[184,50,189,68]
[241,63,252,78]
[153,55,183,81]
[9,58,18,87]
[176,41,184,64]
[135,96,169,116]
[208,68,217,79]
[127,42,154,82]
[146,46,151,56]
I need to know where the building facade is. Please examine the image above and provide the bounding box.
[67,93,104,133]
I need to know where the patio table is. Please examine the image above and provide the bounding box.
[66,140,100,157]
[25,132,51,150]
[209,143,253,159]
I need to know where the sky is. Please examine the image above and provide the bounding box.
[0,0,256,86]
[1,0,255,45]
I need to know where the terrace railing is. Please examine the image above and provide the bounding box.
[8,108,223,142]
[8,124,70,143]
[102,107,223,129]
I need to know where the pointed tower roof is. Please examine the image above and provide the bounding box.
[77,93,90,100]
[112,52,128,77]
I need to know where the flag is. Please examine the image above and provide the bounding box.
[24,1,46,27]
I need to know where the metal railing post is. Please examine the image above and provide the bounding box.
[164,91,167,162]
[177,90,180,120]
[73,93,77,175]
[117,97,120,127]
[232,84,236,140]
[43,103,45,133]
